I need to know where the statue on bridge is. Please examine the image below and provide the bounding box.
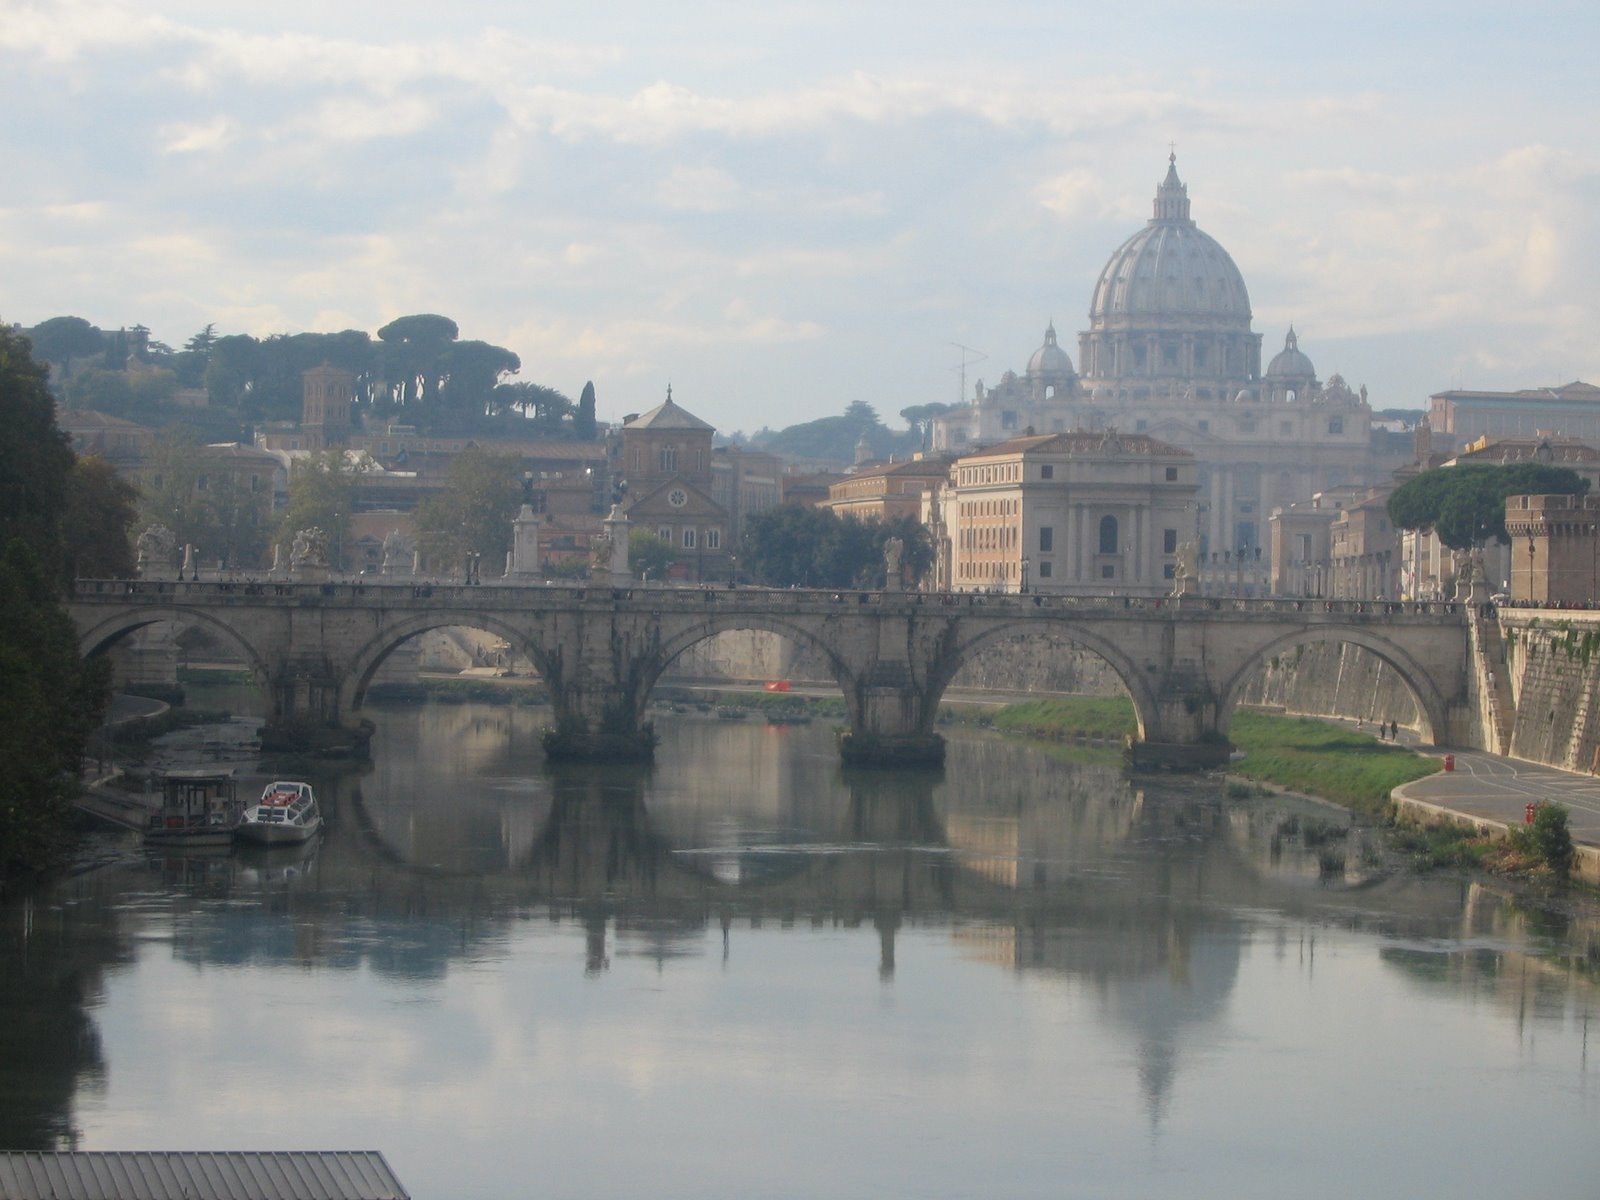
[883,536,905,590]
[135,525,176,579]
[381,529,413,576]
[1171,540,1200,597]
[289,527,330,573]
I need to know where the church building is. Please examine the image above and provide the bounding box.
[933,155,1405,567]
[618,387,731,580]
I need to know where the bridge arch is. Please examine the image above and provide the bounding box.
[339,610,556,716]
[1216,625,1449,745]
[642,613,858,723]
[927,617,1160,741]
[76,605,274,711]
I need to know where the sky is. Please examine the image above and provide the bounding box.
[2,0,1597,436]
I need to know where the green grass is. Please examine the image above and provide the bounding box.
[981,696,1137,741]
[1227,711,1442,816]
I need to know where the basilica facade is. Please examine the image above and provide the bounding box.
[933,155,1406,564]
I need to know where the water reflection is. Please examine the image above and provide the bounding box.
[3,705,1596,1194]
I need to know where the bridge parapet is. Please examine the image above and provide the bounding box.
[67,580,1472,768]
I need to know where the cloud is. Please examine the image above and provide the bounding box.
[159,115,237,154]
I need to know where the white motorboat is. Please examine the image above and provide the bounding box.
[237,781,322,846]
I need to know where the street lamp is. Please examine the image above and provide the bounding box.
[1020,554,1030,593]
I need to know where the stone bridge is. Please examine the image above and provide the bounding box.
[68,579,1474,766]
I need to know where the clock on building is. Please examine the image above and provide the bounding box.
[667,488,689,508]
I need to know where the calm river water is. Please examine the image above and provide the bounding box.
[3,697,1598,1199]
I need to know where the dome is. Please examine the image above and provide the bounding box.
[1264,327,1316,380]
[1087,156,1252,326]
[1026,322,1076,378]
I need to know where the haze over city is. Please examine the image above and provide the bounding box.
[3,0,1596,433]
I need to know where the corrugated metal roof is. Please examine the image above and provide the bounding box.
[0,1152,409,1200]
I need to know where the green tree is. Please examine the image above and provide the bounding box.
[275,451,358,570]
[0,326,110,878]
[414,446,522,576]
[1388,463,1589,551]
[62,456,139,580]
[738,506,928,588]
[438,340,520,426]
[0,328,74,583]
[377,313,459,420]
[575,381,598,440]
[25,316,103,384]
[628,529,677,581]
[900,402,957,451]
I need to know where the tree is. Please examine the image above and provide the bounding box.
[900,402,957,451]
[377,313,459,418]
[0,327,110,878]
[414,446,523,576]
[62,456,139,580]
[0,325,74,582]
[136,432,210,559]
[575,381,598,440]
[628,530,676,581]
[1388,463,1589,551]
[275,451,359,570]
[25,316,103,384]
[738,506,929,589]
[438,340,520,426]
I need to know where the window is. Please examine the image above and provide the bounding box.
[706,528,721,549]
[1101,564,1115,579]
[1038,561,1053,578]
[1240,418,1256,433]
[1163,528,1178,554]
[1162,344,1178,368]
[1328,417,1344,435]
[682,528,696,549]
[1165,467,1178,481]
[1194,345,1208,369]
[196,474,208,491]
[1002,411,1019,430]
[1133,344,1147,369]
[1099,515,1119,555]
[1197,420,1209,433]
[1040,464,1053,480]
[1163,563,1176,579]
[1136,419,1147,431]
[659,447,677,473]
[658,527,672,542]
[1039,527,1053,552]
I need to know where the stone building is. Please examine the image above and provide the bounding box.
[927,429,1196,596]
[618,387,731,580]
[824,455,953,522]
[932,155,1403,569]
[1428,381,1600,454]
[1505,493,1600,605]
[299,363,355,451]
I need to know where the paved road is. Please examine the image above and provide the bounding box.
[1398,748,1600,848]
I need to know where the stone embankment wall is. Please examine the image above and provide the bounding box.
[1501,612,1600,772]
[1231,642,1422,730]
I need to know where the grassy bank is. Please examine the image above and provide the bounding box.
[1227,711,1442,816]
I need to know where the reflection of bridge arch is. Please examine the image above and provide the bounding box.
[931,618,1158,740]
[642,614,856,721]
[1217,626,1448,743]
[339,610,552,715]
[77,605,274,709]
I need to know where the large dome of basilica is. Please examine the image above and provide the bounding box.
[1077,155,1262,401]
[1087,155,1252,325]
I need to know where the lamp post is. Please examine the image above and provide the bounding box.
[729,553,739,588]
[1020,554,1030,594]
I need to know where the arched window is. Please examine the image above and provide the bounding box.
[1099,515,1119,555]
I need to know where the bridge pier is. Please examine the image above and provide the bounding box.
[541,684,658,763]
[261,659,372,758]
[1124,685,1231,771]
[837,671,946,767]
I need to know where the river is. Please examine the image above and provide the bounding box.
[3,695,1598,1199]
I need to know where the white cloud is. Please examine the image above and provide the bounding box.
[158,115,237,154]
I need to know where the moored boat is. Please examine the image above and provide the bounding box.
[145,769,242,847]
[237,780,323,846]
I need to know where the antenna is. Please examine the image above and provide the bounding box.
[946,341,988,405]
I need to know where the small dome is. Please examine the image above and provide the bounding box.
[1026,322,1076,379]
[1265,327,1316,380]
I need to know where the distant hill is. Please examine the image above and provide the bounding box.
[752,401,918,467]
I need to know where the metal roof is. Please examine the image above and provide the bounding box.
[0,1152,409,1200]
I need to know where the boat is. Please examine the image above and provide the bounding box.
[237,780,323,846]
[145,768,242,847]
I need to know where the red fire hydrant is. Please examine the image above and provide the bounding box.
[1525,803,1537,825]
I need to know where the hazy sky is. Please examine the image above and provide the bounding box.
[3,0,1596,434]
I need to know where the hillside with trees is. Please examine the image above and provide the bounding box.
[1387,463,1590,551]
[20,313,595,442]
